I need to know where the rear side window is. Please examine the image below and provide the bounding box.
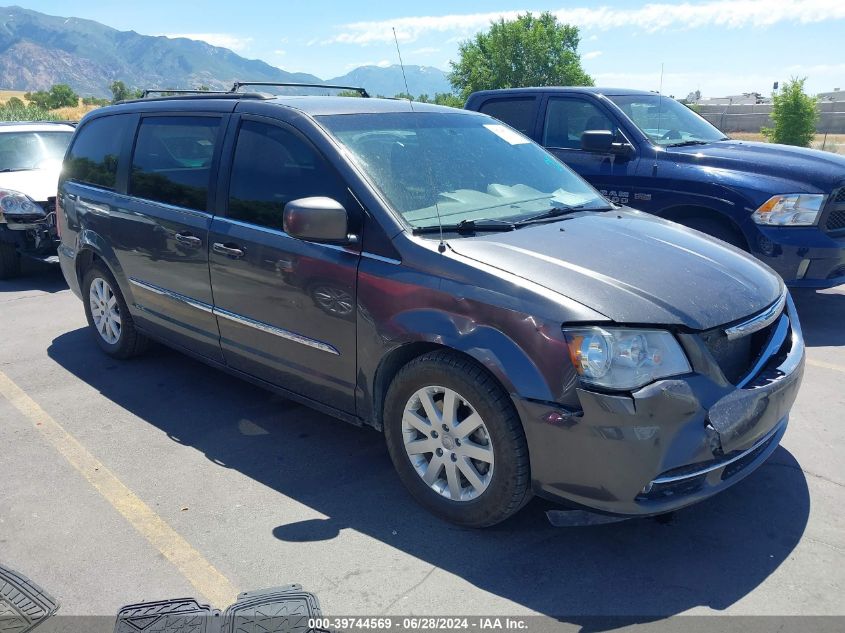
[227,120,346,230]
[130,116,221,211]
[478,98,537,135]
[65,115,130,189]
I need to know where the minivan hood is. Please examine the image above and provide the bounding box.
[448,209,783,330]
[668,140,845,192]
[0,168,61,203]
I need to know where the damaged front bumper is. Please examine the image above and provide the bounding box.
[517,294,805,516]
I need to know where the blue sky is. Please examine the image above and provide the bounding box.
[16,0,845,97]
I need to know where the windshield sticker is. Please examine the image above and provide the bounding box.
[484,124,531,145]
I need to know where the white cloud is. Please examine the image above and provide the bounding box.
[163,32,253,51]
[273,49,286,56]
[587,34,599,41]
[582,50,603,60]
[376,60,392,68]
[328,1,845,44]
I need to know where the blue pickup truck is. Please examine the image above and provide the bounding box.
[465,87,845,287]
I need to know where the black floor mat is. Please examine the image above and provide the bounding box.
[115,598,219,633]
[115,585,321,633]
[0,564,60,633]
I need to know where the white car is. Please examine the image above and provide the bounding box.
[0,121,75,279]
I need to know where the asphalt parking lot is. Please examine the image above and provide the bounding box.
[1,262,843,624]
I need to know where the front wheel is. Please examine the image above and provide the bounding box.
[384,351,531,527]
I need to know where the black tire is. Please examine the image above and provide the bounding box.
[82,262,149,359]
[677,215,746,250]
[0,241,21,280]
[384,350,531,527]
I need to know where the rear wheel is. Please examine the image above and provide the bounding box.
[384,351,531,527]
[82,262,149,358]
[0,241,21,280]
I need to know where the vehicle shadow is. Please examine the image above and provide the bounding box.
[791,286,845,347]
[0,261,66,294]
[47,328,810,626]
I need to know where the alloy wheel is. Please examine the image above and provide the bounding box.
[402,386,495,501]
[89,277,122,345]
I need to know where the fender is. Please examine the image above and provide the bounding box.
[74,228,132,302]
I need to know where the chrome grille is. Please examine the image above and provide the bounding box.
[700,299,786,385]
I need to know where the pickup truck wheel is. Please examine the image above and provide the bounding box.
[0,241,21,280]
[82,263,149,359]
[384,351,531,527]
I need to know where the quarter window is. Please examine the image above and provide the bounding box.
[543,99,616,149]
[227,120,345,230]
[478,98,537,135]
[129,117,221,210]
[65,115,130,189]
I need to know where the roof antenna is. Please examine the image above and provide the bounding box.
[393,27,414,112]
[393,26,446,253]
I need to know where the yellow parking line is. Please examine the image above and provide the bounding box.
[806,358,845,374]
[0,370,239,608]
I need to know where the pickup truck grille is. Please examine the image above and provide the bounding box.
[825,188,845,233]
[826,208,845,232]
[699,300,786,385]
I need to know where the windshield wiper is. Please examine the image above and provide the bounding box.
[412,218,516,235]
[0,168,31,173]
[514,203,612,227]
[665,140,711,148]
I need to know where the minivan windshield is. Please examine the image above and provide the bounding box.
[607,95,728,146]
[0,131,73,172]
[318,112,610,230]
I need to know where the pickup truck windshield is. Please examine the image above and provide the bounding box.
[0,131,73,172]
[607,95,727,146]
[317,112,609,230]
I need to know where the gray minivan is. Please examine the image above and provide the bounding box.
[57,89,804,527]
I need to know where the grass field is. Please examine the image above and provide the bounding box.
[0,89,101,121]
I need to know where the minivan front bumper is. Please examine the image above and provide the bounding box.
[516,294,804,516]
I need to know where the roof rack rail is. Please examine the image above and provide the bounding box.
[230,81,370,98]
[141,88,232,98]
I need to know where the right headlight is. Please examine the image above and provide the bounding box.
[0,187,45,222]
[751,193,825,226]
[563,326,691,390]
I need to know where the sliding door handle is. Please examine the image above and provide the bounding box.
[175,232,202,248]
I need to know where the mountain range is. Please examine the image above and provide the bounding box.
[0,5,452,98]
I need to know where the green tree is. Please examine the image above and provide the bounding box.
[448,11,593,100]
[762,77,819,147]
[46,84,79,108]
[5,96,24,109]
[433,92,464,108]
[110,80,143,103]
[26,90,52,109]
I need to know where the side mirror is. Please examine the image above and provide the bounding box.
[580,130,614,152]
[581,130,635,158]
[283,197,352,244]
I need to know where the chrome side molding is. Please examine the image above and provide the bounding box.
[128,277,339,355]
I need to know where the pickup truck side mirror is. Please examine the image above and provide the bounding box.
[581,130,634,158]
[283,197,354,244]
